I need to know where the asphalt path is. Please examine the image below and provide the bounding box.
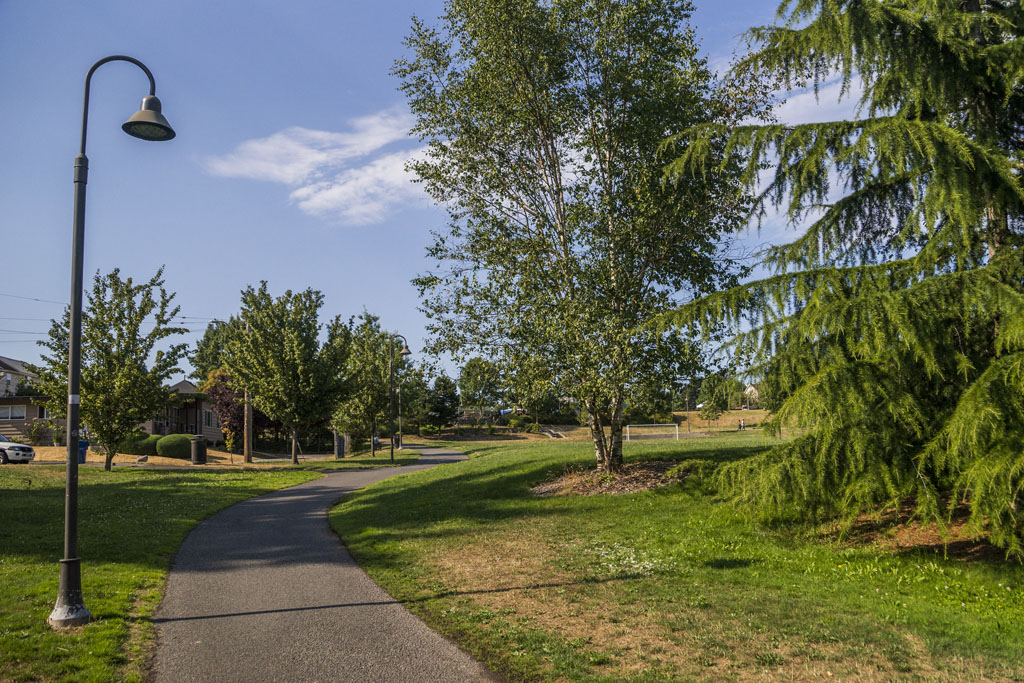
[152,447,496,683]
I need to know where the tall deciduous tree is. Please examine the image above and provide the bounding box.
[458,357,501,418]
[332,312,411,456]
[192,319,242,381]
[32,268,188,470]
[665,1,1024,553]
[224,283,351,464]
[397,0,756,471]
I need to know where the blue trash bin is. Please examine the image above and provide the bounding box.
[77,440,89,464]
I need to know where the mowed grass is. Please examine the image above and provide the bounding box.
[0,465,319,681]
[329,434,1024,681]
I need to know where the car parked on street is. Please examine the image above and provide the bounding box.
[0,434,35,464]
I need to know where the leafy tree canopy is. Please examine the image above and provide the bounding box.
[664,0,1024,554]
[192,318,242,381]
[427,373,460,428]
[398,0,760,471]
[458,357,501,416]
[223,282,351,464]
[331,312,416,454]
[31,268,187,470]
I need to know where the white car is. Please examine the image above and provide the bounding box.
[0,434,35,464]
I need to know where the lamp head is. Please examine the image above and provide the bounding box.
[122,95,175,141]
[400,343,412,356]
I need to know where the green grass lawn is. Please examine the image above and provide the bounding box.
[0,466,320,682]
[329,433,1024,681]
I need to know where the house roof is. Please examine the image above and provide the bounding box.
[169,379,198,395]
[0,356,38,379]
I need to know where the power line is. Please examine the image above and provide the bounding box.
[0,292,67,305]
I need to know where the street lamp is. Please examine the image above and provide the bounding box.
[388,334,412,463]
[48,56,175,629]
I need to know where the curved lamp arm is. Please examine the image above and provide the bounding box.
[80,55,167,154]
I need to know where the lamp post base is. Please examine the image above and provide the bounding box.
[48,558,91,628]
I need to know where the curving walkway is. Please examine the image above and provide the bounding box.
[152,447,495,682]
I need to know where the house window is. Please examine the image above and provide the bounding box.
[37,405,48,419]
[0,405,27,420]
[173,407,180,418]
[204,409,213,428]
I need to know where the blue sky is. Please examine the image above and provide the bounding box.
[1,0,838,379]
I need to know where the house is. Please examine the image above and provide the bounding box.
[743,384,761,408]
[0,357,59,443]
[0,355,39,397]
[141,379,223,443]
[0,394,55,442]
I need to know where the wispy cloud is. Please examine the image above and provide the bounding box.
[774,77,865,125]
[204,106,428,224]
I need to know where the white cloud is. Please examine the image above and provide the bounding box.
[774,77,865,125]
[204,106,428,224]
[289,148,428,225]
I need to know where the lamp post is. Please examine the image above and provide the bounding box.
[48,56,175,629]
[388,334,412,463]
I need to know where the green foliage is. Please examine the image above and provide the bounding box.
[30,268,188,470]
[23,419,50,446]
[331,312,416,446]
[118,432,161,456]
[696,373,732,418]
[419,424,440,437]
[398,0,759,471]
[664,0,1024,553]
[191,319,241,381]
[458,357,501,414]
[156,433,192,459]
[223,282,351,464]
[427,373,460,427]
[14,378,40,396]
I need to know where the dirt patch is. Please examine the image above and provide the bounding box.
[531,461,684,497]
[829,501,1008,562]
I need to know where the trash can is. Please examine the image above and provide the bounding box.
[77,440,89,464]
[190,435,207,465]
[333,432,345,460]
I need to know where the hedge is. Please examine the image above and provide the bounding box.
[156,433,192,459]
[117,432,161,456]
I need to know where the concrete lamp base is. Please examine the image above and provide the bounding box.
[47,558,91,628]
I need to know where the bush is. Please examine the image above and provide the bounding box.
[525,422,540,434]
[156,433,192,459]
[118,432,161,456]
[507,417,525,432]
[24,420,51,446]
[419,425,439,437]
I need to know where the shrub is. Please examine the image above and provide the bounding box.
[419,425,439,437]
[25,420,50,446]
[507,417,525,432]
[525,422,540,434]
[118,432,161,456]
[487,425,496,435]
[156,433,192,459]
